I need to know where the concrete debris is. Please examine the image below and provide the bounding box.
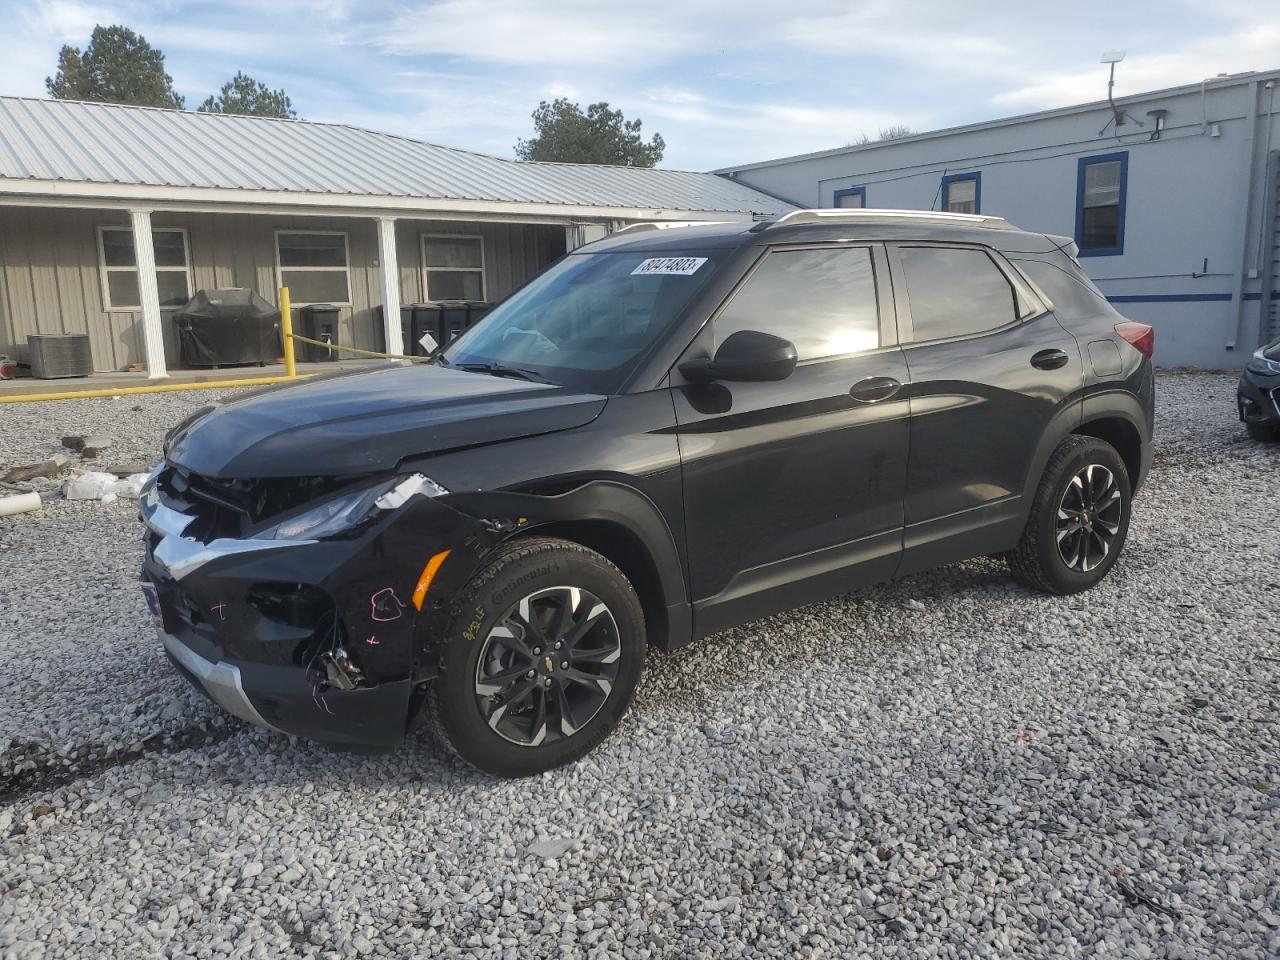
[108,473,149,500]
[63,471,122,501]
[64,435,114,459]
[105,463,153,478]
[2,454,69,484]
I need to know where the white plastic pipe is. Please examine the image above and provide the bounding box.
[0,492,41,516]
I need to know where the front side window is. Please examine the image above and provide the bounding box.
[1076,153,1127,256]
[99,227,191,309]
[423,235,485,301]
[442,250,719,392]
[715,247,880,360]
[276,232,351,304]
[942,173,980,214]
[833,186,866,209]
[900,246,1018,342]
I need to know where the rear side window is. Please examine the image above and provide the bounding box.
[899,246,1018,342]
[715,247,880,360]
[1015,259,1115,321]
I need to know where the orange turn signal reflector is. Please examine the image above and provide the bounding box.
[412,549,451,611]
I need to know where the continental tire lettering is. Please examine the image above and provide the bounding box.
[490,563,559,606]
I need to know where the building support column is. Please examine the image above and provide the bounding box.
[130,208,168,379]
[377,217,404,356]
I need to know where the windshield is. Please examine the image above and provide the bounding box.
[441,251,718,392]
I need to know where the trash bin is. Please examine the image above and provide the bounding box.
[299,304,341,362]
[439,302,470,349]
[403,303,441,355]
[174,289,280,367]
[374,304,435,356]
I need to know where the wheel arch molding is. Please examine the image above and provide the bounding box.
[443,480,691,652]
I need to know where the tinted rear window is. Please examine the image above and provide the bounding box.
[899,247,1019,341]
[1014,258,1115,321]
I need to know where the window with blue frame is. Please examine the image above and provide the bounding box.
[833,186,866,208]
[1075,152,1128,256]
[941,172,980,214]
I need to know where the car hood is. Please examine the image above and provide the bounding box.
[166,364,608,479]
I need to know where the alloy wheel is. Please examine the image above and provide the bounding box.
[474,586,621,746]
[1055,463,1123,572]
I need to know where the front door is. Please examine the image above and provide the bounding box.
[888,242,1083,572]
[672,242,910,635]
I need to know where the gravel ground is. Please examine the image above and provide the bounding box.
[1,372,1278,959]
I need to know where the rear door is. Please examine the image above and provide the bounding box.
[672,242,910,634]
[889,242,1082,573]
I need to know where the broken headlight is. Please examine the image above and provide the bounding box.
[251,473,449,542]
[1247,346,1280,376]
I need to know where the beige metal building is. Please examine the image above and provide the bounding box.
[0,97,791,376]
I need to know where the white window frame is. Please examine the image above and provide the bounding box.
[275,229,352,307]
[421,233,486,302]
[97,225,193,312]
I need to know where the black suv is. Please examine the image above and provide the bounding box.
[142,210,1155,776]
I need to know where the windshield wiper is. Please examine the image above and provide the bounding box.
[452,361,553,384]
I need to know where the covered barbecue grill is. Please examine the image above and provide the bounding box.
[174,289,281,367]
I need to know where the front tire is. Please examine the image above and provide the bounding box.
[429,537,645,776]
[1005,436,1132,595]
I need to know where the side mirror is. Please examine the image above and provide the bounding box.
[679,330,798,383]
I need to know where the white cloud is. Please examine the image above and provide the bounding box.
[0,1,127,97]
[992,23,1280,110]
[780,1,1022,80]
[2,0,1278,170]
[364,0,749,67]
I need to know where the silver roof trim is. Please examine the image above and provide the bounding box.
[611,220,734,235]
[760,208,1014,231]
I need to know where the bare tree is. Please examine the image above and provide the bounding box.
[848,125,917,147]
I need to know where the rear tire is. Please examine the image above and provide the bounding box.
[1005,436,1132,595]
[1245,421,1280,443]
[428,537,645,777]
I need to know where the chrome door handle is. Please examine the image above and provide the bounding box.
[849,376,902,403]
[1031,348,1070,370]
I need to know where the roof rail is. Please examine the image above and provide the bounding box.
[612,219,733,235]
[751,208,1013,232]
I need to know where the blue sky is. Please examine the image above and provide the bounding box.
[1,1,1276,170]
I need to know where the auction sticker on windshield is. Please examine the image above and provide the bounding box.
[631,257,708,276]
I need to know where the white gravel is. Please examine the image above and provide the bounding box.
[1,372,1278,959]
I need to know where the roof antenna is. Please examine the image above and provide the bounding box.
[1098,51,1141,135]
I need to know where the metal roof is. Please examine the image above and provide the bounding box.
[0,96,791,216]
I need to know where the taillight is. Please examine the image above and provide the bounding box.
[1114,321,1154,359]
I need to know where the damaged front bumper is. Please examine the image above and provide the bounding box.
[160,626,414,749]
[161,629,286,733]
[140,467,491,750]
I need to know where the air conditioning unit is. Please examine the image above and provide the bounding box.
[28,334,93,379]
